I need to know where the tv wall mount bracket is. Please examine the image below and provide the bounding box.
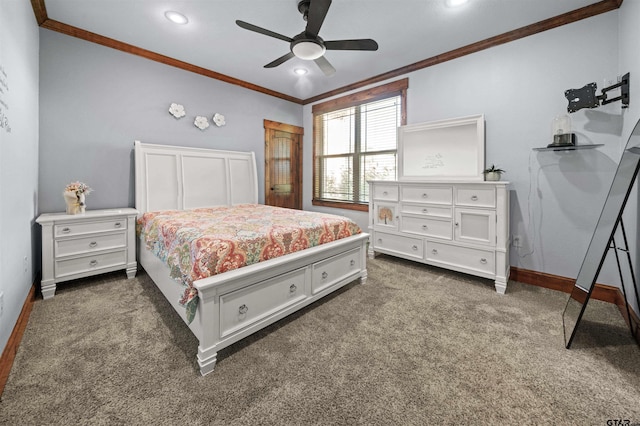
[565,72,630,113]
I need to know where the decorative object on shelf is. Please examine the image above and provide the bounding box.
[168,103,186,119]
[63,181,92,215]
[194,115,210,130]
[565,72,630,113]
[212,113,226,127]
[549,114,576,148]
[483,165,505,181]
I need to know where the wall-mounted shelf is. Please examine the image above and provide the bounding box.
[533,144,604,152]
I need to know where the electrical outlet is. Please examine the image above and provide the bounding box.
[512,235,522,248]
[23,256,28,275]
[0,291,4,318]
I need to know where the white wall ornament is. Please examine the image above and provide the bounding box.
[194,115,209,130]
[168,103,186,119]
[213,113,226,127]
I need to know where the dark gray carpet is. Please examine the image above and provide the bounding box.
[1,255,639,425]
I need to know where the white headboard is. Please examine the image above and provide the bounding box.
[134,141,259,214]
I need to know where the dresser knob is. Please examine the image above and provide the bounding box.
[412,245,418,251]
[422,193,428,198]
[322,271,328,279]
[383,191,388,196]
[350,259,355,266]
[422,208,428,213]
[89,241,98,248]
[289,284,297,293]
[480,258,487,264]
[471,195,478,201]
[114,222,122,228]
[422,225,428,230]
[89,260,98,267]
[432,249,438,255]
[238,304,248,315]
[455,222,459,227]
[377,238,382,243]
[61,227,71,234]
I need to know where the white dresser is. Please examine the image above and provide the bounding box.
[368,180,510,293]
[36,208,138,299]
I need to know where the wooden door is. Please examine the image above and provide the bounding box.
[264,120,303,209]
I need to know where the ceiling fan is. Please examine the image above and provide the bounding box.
[236,0,379,76]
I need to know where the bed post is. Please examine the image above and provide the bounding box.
[196,289,220,376]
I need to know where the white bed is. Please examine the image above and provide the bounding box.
[134,141,369,376]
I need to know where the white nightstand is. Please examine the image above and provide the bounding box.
[36,208,138,299]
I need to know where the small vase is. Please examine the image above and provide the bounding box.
[485,172,501,181]
[63,191,82,215]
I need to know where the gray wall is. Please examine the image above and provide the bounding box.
[0,0,39,354]
[304,11,639,295]
[39,30,302,214]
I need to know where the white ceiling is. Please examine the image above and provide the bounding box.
[44,0,603,100]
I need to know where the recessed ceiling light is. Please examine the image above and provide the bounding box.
[164,11,189,25]
[445,0,469,7]
[294,68,308,76]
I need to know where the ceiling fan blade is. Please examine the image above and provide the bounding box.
[236,20,293,43]
[265,52,295,68]
[314,56,336,76]
[324,39,379,51]
[305,0,332,38]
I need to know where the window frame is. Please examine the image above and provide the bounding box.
[312,78,408,212]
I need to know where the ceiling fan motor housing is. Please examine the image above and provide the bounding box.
[298,0,311,21]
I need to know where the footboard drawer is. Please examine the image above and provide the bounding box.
[220,268,307,338]
[311,248,362,294]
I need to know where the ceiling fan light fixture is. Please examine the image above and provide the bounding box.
[164,11,189,25]
[292,40,326,60]
[294,68,308,75]
[445,0,469,7]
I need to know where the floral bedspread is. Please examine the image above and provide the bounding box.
[137,204,362,322]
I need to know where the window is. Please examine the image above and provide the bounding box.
[312,79,408,211]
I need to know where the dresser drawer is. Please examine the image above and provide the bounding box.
[401,216,452,239]
[373,184,399,201]
[401,186,452,205]
[372,231,423,259]
[455,187,495,208]
[312,248,362,294]
[426,241,495,275]
[220,268,306,338]
[55,232,126,257]
[55,250,127,278]
[55,219,127,237]
[401,203,452,218]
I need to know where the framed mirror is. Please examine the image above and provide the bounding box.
[397,114,485,181]
[563,118,640,348]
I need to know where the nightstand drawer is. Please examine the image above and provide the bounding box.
[55,219,127,237]
[55,250,127,278]
[55,232,127,257]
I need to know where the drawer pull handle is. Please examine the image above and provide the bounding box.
[114,222,122,228]
[61,227,71,234]
[89,241,98,248]
[238,304,249,315]
[89,260,98,267]
[422,208,428,213]
[471,195,478,201]
[432,249,438,255]
[422,193,428,198]
[422,225,428,230]
[412,245,418,251]
[289,284,297,293]
[480,258,487,264]
[321,271,328,279]
[350,259,355,266]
